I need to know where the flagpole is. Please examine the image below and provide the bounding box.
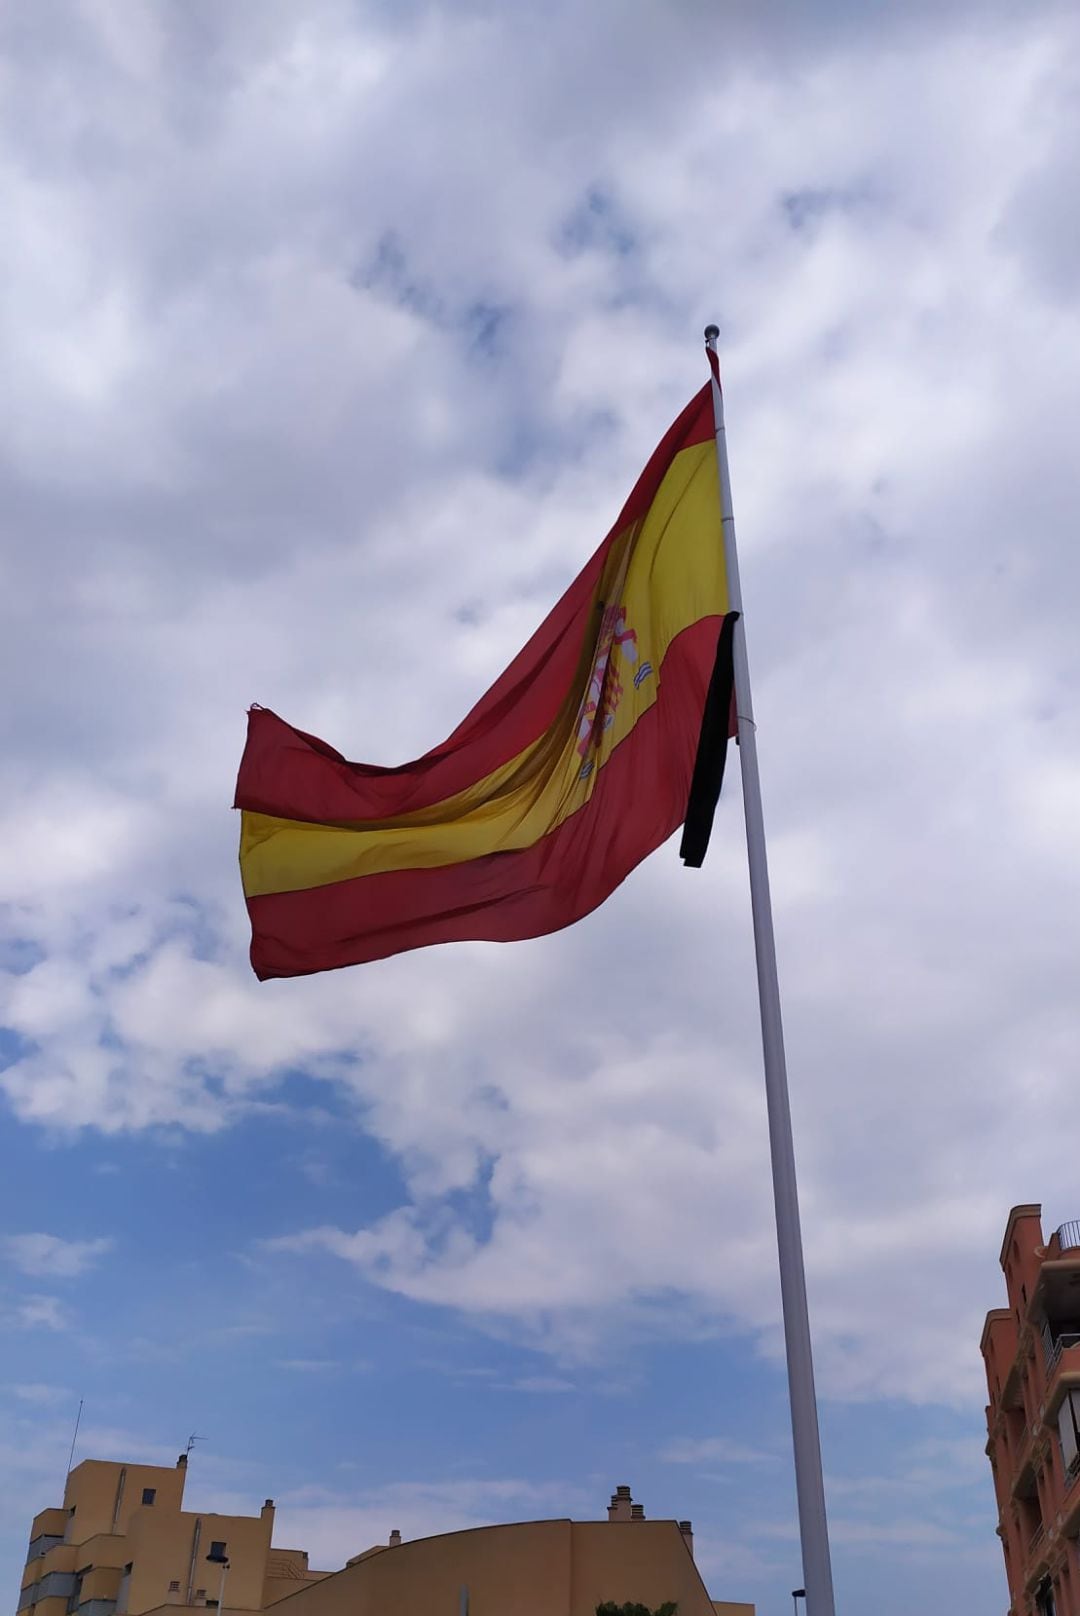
[703,325,836,1616]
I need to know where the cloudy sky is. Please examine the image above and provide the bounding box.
[3,1,1080,1611]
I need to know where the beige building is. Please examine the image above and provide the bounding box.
[18,1461,752,1616]
[18,1455,326,1616]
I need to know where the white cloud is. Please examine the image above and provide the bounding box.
[755,1516,966,1549]
[15,1296,70,1332]
[274,1359,343,1373]
[506,1376,575,1394]
[9,1383,70,1406]
[3,1234,113,1278]
[660,1437,775,1467]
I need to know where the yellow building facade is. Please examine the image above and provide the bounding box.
[18,1456,325,1616]
[17,1461,753,1616]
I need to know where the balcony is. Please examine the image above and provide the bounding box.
[30,1513,69,1542]
[27,1540,65,1566]
[1046,1332,1080,1376]
[1023,1519,1053,1595]
[1042,1340,1080,1424]
[1001,1354,1025,1413]
[1058,1221,1080,1253]
[1066,1453,1080,1497]
[1011,1423,1041,1499]
[19,1572,79,1612]
[27,1513,70,1563]
[1063,1454,1080,1539]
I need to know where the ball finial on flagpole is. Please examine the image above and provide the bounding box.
[704,323,720,342]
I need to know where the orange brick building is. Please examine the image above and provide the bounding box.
[982,1205,1080,1616]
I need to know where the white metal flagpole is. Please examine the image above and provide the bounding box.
[702,324,836,1616]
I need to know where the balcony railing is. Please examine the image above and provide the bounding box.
[1066,1453,1080,1496]
[1029,1521,1045,1553]
[1009,1421,1038,1499]
[1046,1333,1080,1375]
[1057,1221,1080,1252]
[26,1539,64,1567]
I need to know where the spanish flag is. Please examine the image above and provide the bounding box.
[236,381,735,980]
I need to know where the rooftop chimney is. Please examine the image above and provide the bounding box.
[177,1455,188,1469]
[630,1504,645,1520]
[679,1521,694,1557]
[389,1530,401,1547]
[261,1500,275,1521]
[608,1486,633,1522]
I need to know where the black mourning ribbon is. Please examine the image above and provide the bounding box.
[679,611,739,868]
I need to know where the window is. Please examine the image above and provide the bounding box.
[1036,1577,1057,1616]
[168,1583,180,1594]
[208,1543,227,1561]
[194,1591,206,1603]
[142,1489,156,1506]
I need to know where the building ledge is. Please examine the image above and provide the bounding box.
[1001,1205,1043,1269]
[982,1308,1014,1357]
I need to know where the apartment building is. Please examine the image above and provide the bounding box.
[982,1204,1080,1616]
[18,1455,326,1616]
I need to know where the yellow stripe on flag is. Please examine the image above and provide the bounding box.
[240,438,724,898]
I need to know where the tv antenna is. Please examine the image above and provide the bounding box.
[185,1434,206,1458]
[66,1399,84,1478]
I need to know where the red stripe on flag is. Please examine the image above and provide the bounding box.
[246,612,724,979]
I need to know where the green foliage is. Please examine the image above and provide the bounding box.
[595,1603,678,1616]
